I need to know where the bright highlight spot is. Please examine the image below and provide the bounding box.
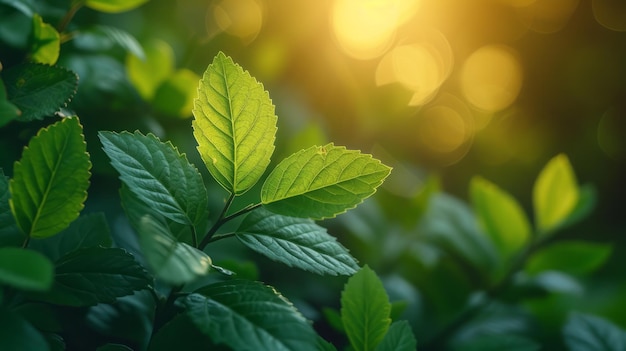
[516,0,580,33]
[332,0,420,59]
[592,0,626,31]
[460,45,523,112]
[210,0,263,42]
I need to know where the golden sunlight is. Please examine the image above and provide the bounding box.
[592,0,626,32]
[516,0,580,33]
[209,0,263,42]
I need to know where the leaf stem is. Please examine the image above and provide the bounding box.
[58,1,84,33]
[207,232,236,243]
[198,195,262,250]
[21,236,30,249]
[153,284,183,333]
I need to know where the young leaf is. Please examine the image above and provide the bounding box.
[85,0,149,13]
[526,240,612,276]
[374,321,417,351]
[533,154,580,234]
[563,312,626,351]
[0,307,50,351]
[185,280,318,351]
[470,176,531,261]
[0,247,53,291]
[99,131,208,231]
[193,51,277,195]
[261,143,391,220]
[126,38,174,100]
[137,215,211,285]
[2,63,77,121]
[341,265,391,351]
[236,208,359,276]
[30,14,60,65]
[10,117,91,238]
[33,247,150,306]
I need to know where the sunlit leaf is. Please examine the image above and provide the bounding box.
[137,215,211,285]
[0,307,50,351]
[185,280,318,351]
[374,321,417,351]
[0,247,53,291]
[193,51,277,195]
[563,312,626,351]
[470,176,531,261]
[453,335,540,351]
[153,68,200,118]
[126,38,173,100]
[10,117,91,238]
[99,131,208,231]
[262,143,391,219]
[85,0,149,13]
[533,154,580,234]
[2,63,77,121]
[236,208,359,275]
[30,14,60,65]
[526,240,612,276]
[341,265,391,351]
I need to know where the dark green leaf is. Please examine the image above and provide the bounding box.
[10,117,91,238]
[96,344,134,351]
[341,265,391,351]
[185,280,318,351]
[0,169,21,246]
[0,0,34,16]
[374,321,417,351]
[236,208,359,275]
[563,312,626,351]
[526,240,612,276]
[148,314,222,351]
[2,63,77,121]
[1,78,20,126]
[317,337,338,351]
[0,307,50,351]
[0,247,53,291]
[454,335,540,351]
[322,307,344,333]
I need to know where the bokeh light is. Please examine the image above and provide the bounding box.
[207,0,263,42]
[593,0,626,31]
[516,0,580,33]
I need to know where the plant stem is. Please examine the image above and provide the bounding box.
[57,1,84,33]
[21,236,30,249]
[153,284,183,333]
[207,232,236,243]
[191,226,198,248]
[198,195,262,250]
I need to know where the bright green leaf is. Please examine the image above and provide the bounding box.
[137,215,211,285]
[261,143,391,220]
[193,51,277,195]
[99,131,208,231]
[10,117,91,238]
[30,14,60,65]
[374,321,417,351]
[2,63,77,121]
[453,335,540,351]
[533,154,580,233]
[85,0,149,13]
[563,312,626,351]
[153,68,201,118]
[185,280,318,351]
[236,208,359,275]
[526,240,612,276]
[341,265,391,351]
[0,307,50,351]
[33,247,150,306]
[0,247,53,291]
[0,169,22,246]
[470,176,531,261]
[126,38,173,100]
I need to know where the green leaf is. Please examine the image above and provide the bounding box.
[341,265,391,351]
[29,213,112,261]
[148,313,218,351]
[85,0,149,13]
[193,51,277,195]
[236,208,359,275]
[10,117,91,238]
[563,312,626,351]
[96,344,134,351]
[75,25,145,59]
[317,337,338,351]
[0,307,50,351]
[533,154,580,233]
[99,131,208,231]
[33,247,150,306]
[126,38,174,100]
[1,77,20,126]
[0,169,22,246]
[262,143,392,220]
[526,240,612,276]
[2,63,78,121]
[453,335,540,351]
[374,321,417,351]
[185,280,318,351]
[30,14,60,65]
[153,68,200,118]
[137,215,211,285]
[470,176,531,261]
[0,247,53,291]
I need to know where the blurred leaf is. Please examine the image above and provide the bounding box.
[322,307,345,333]
[10,117,91,238]
[152,68,200,118]
[126,38,173,100]
[563,312,626,351]
[148,313,223,351]
[262,143,392,219]
[185,280,318,351]
[193,51,277,195]
[374,321,417,351]
[33,247,150,306]
[554,184,597,230]
[341,265,391,351]
[533,154,579,234]
[2,63,77,121]
[470,176,531,261]
[0,0,34,16]
[75,25,144,59]
[96,344,133,351]
[0,247,53,291]
[317,337,338,351]
[137,215,211,285]
[0,169,21,246]
[30,14,59,65]
[1,77,20,126]
[0,5,31,48]
[0,307,49,351]
[99,131,208,231]
[14,302,61,332]
[526,240,612,277]
[29,213,112,261]
[453,335,540,351]
[518,271,584,296]
[85,0,149,13]
[236,208,359,275]
[45,333,65,351]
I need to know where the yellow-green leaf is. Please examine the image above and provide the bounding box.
[30,14,60,65]
[85,0,149,13]
[126,38,174,100]
[152,68,200,118]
